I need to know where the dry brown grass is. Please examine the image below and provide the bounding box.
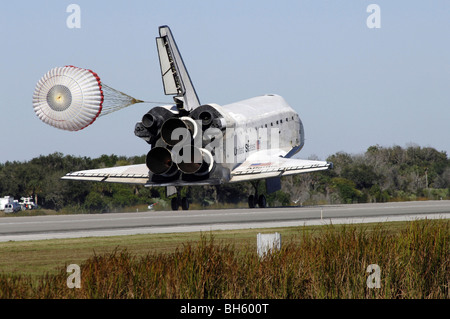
[0,219,448,299]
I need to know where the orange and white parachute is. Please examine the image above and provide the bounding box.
[32,66,144,131]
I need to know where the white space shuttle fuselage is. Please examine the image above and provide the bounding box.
[63,25,331,207]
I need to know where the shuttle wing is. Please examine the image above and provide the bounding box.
[62,164,150,184]
[62,149,332,185]
[229,150,332,183]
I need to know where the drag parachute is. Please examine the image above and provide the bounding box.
[32,66,145,131]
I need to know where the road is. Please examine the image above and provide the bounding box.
[0,200,449,242]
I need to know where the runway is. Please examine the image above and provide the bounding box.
[0,200,449,242]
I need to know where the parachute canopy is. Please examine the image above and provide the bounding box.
[32,66,144,131]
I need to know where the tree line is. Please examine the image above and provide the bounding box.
[283,144,450,205]
[0,144,448,213]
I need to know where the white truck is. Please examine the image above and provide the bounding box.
[0,196,14,211]
[4,202,22,213]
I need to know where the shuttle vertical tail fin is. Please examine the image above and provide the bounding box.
[156,25,200,111]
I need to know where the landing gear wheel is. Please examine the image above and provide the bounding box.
[181,197,189,210]
[171,197,179,211]
[248,195,256,208]
[258,194,267,208]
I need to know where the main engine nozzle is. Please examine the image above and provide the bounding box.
[161,116,199,146]
[173,145,214,175]
[146,147,178,176]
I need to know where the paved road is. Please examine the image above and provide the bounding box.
[0,200,449,242]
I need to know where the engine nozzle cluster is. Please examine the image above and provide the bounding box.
[136,105,223,181]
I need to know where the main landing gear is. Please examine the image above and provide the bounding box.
[171,197,189,210]
[168,183,267,210]
[170,187,190,211]
[248,181,267,208]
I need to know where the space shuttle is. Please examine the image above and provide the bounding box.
[63,25,333,210]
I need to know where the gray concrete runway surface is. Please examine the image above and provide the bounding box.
[0,200,449,242]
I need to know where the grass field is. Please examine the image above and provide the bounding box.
[0,225,318,277]
[0,219,448,298]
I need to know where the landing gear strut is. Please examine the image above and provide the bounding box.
[248,181,267,208]
[171,187,190,211]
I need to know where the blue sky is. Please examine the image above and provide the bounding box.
[0,1,449,163]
